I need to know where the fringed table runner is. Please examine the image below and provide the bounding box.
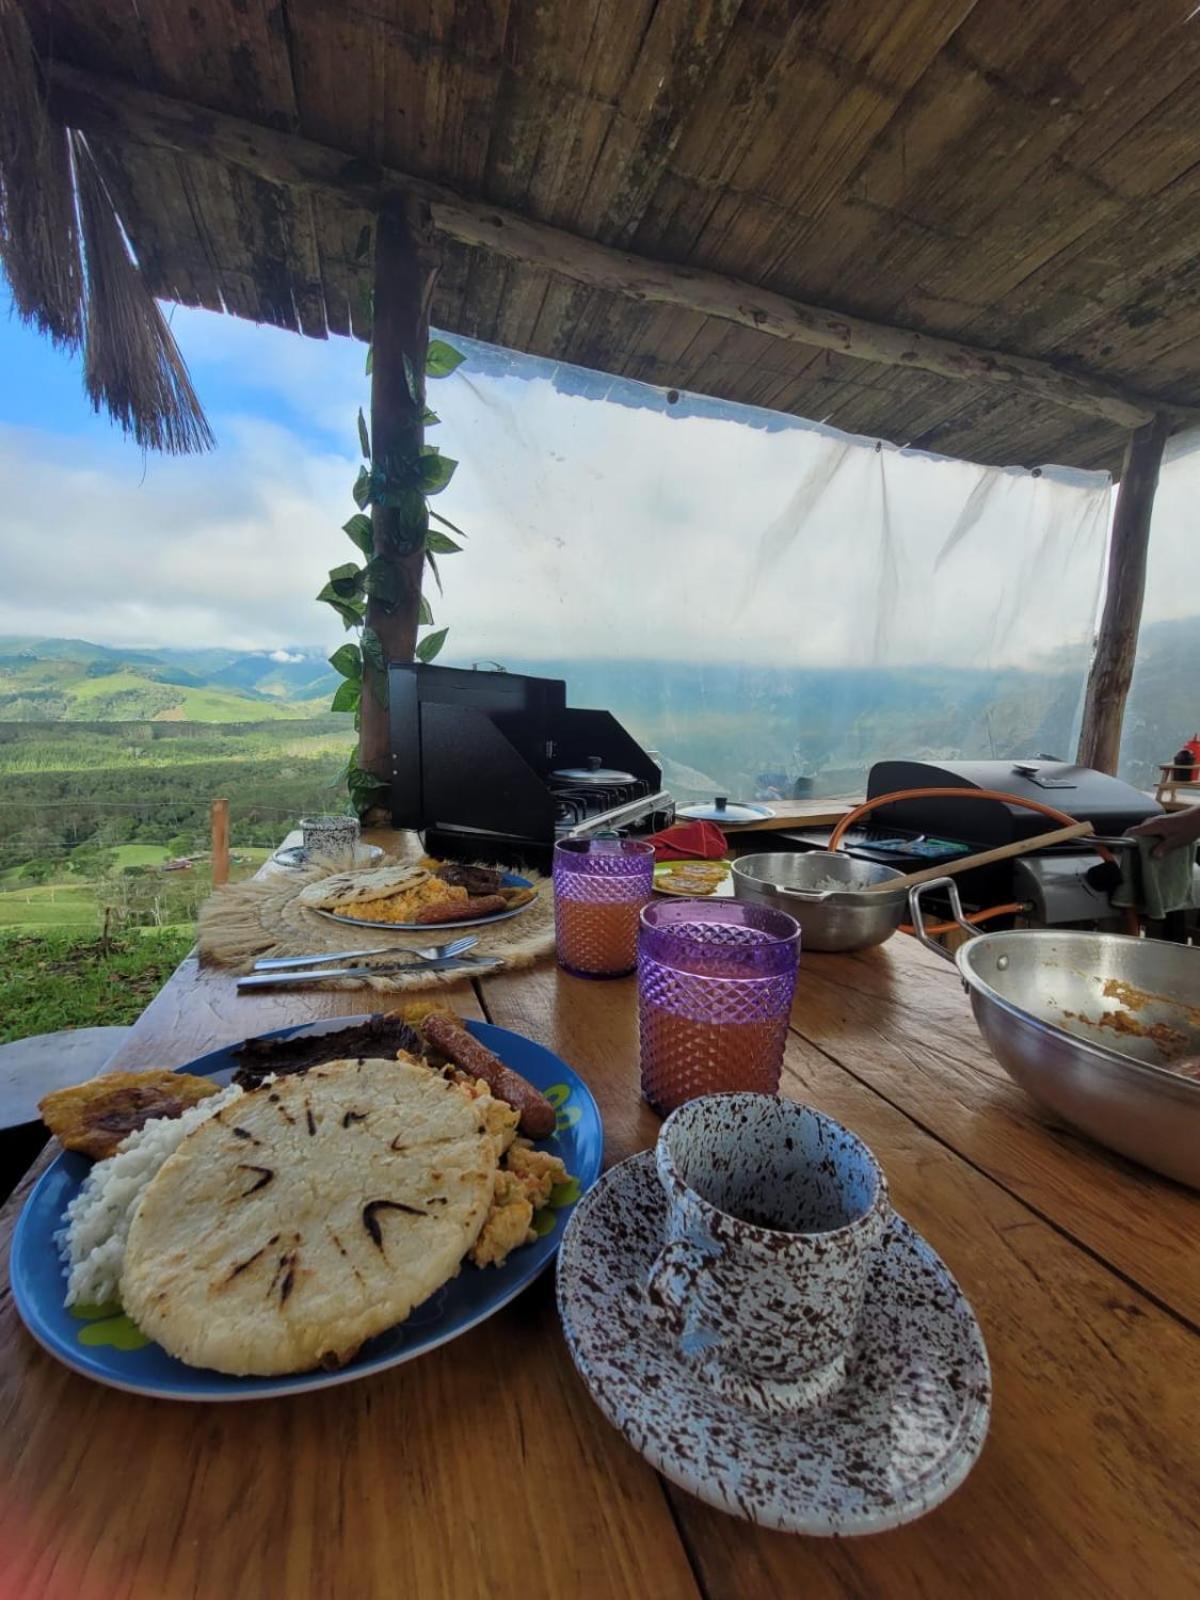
[197,839,554,993]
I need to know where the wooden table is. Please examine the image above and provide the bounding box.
[3,859,1200,1598]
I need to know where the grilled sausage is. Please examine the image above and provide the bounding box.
[421,1014,557,1138]
[414,894,507,925]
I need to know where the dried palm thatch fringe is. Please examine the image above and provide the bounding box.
[0,0,84,348]
[70,131,215,455]
[198,852,555,992]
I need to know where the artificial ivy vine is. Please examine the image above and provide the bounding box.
[317,336,468,814]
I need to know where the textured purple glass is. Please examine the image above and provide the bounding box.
[638,900,801,1114]
[553,838,655,978]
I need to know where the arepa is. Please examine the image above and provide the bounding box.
[120,1058,500,1375]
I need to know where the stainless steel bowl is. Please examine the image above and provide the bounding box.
[731,851,909,952]
[910,878,1200,1188]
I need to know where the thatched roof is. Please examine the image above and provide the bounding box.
[11,0,1200,471]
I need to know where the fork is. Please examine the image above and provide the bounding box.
[252,935,478,972]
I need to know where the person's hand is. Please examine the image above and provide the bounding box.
[1126,807,1200,859]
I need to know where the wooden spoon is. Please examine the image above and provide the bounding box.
[857,820,1095,893]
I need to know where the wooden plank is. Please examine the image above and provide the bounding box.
[0,949,701,1600]
[480,957,1200,1596]
[209,796,229,886]
[672,1028,1200,1597]
[1077,414,1170,774]
[47,64,1193,431]
[785,935,1200,1327]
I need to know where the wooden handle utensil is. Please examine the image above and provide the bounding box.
[858,820,1095,893]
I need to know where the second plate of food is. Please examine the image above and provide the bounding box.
[12,1014,602,1402]
[304,860,539,931]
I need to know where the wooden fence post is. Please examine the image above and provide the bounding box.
[210,797,230,887]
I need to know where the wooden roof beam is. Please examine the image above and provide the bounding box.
[48,62,1197,435]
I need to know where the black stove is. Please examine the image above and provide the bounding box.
[387,663,673,867]
[774,757,1164,930]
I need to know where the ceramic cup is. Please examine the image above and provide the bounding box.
[645,1093,889,1414]
[299,814,361,865]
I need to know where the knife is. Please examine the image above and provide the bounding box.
[253,937,479,971]
[237,957,501,990]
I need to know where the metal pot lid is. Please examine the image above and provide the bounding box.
[679,796,772,824]
[552,760,637,785]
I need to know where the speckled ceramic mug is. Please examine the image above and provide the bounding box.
[645,1094,889,1413]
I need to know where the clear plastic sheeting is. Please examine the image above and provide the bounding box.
[432,336,1112,802]
[1120,430,1200,789]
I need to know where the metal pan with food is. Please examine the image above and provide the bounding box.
[731,851,910,952]
[909,878,1200,1188]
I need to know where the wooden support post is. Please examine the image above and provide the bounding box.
[210,797,230,887]
[1076,412,1170,775]
[357,196,439,806]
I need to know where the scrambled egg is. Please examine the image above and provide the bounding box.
[468,1139,569,1269]
[347,878,468,924]
[505,1142,568,1208]
[470,1171,535,1268]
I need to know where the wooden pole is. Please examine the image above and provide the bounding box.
[210,797,230,886]
[356,196,438,805]
[46,63,1200,435]
[1076,412,1170,775]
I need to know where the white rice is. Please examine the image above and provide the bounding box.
[55,1081,245,1307]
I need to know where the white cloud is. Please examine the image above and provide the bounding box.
[269,649,304,663]
[0,309,1153,678]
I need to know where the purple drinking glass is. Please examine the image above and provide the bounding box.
[553,838,656,978]
[638,900,801,1114]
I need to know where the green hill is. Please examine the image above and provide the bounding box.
[0,639,338,722]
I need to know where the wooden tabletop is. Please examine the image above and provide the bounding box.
[3,854,1199,1598]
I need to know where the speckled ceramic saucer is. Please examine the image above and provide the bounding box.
[556,1151,990,1535]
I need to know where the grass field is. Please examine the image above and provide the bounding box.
[0,884,100,929]
[111,844,171,868]
[0,929,194,1044]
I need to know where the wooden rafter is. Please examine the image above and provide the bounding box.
[47,63,1198,436]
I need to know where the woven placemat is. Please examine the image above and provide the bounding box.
[197,843,554,992]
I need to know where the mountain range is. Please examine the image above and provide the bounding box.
[0,638,339,722]
[0,619,1195,791]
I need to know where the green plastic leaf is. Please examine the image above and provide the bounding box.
[342,513,374,557]
[352,465,371,508]
[421,406,441,428]
[402,353,421,405]
[392,488,429,554]
[425,339,466,378]
[360,626,386,674]
[415,626,448,663]
[365,345,373,376]
[417,449,457,495]
[316,585,365,630]
[357,407,370,460]
[425,549,443,595]
[418,593,433,626]
[363,555,400,605]
[428,506,468,539]
[330,678,361,714]
[327,562,364,600]
[329,643,362,681]
[425,528,462,555]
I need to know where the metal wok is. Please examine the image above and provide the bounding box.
[910,879,1200,1188]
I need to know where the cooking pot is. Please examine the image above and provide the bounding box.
[910,878,1200,1188]
[731,851,909,952]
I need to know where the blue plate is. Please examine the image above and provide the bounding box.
[314,872,537,932]
[10,1018,602,1402]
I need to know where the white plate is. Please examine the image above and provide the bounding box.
[312,871,537,932]
[557,1150,990,1535]
[272,843,384,869]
